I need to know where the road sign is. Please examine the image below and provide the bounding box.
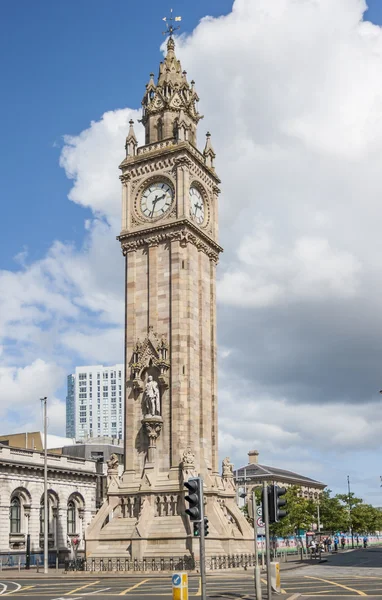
[257,517,265,528]
[172,572,188,600]
[257,506,262,517]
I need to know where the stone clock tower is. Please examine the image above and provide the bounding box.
[86,35,253,560]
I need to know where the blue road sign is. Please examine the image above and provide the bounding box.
[172,574,181,587]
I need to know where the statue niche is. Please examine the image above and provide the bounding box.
[129,329,168,465]
[143,374,161,417]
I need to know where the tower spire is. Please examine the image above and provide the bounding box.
[140,11,203,147]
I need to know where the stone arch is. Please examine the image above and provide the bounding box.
[67,492,85,541]
[9,487,31,546]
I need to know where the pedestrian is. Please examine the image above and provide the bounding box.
[323,537,328,552]
[327,537,332,552]
[356,535,359,548]
[334,536,339,552]
[309,539,317,559]
[363,536,368,549]
[341,536,346,550]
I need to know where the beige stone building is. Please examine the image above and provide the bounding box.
[235,451,326,505]
[0,443,97,565]
[86,33,253,560]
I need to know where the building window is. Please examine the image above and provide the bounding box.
[39,501,52,535]
[10,497,21,533]
[67,501,76,534]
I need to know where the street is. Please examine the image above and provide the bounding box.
[1,548,382,598]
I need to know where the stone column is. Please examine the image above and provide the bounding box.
[29,504,41,552]
[57,506,68,550]
[0,504,10,552]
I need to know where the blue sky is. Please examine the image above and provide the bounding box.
[3,0,382,503]
[0,0,233,269]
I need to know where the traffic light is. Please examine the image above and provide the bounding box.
[204,517,209,537]
[269,485,287,523]
[193,522,200,537]
[184,477,202,521]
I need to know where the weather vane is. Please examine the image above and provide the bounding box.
[162,8,182,37]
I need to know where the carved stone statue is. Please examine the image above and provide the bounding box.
[181,448,195,470]
[144,375,160,416]
[107,453,119,473]
[222,456,233,478]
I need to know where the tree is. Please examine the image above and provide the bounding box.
[319,489,348,534]
[351,503,382,534]
[269,486,316,537]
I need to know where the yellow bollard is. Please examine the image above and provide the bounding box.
[172,572,188,600]
[270,561,281,593]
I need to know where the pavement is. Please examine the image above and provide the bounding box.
[0,548,381,598]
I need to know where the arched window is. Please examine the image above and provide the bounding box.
[67,501,76,534]
[10,497,21,533]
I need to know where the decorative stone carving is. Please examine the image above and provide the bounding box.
[222,457,234,478]
[119,220,222,262]
[107,453,120,489]
[143,376,161,417]
[107,454,119,473]
[142,416,164,463]
[181,447,197,479]
[129,330,170,391]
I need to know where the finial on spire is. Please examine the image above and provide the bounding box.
[162,8,182,38]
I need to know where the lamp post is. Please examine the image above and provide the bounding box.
[347,475,354,549]
[41,397,48,574]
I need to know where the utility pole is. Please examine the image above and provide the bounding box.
[347,475,354,549]
[317,500,320,533]
[41,397,48,574]
[199,479,206,600]
[252,491,262,600]
[262,482,272,600]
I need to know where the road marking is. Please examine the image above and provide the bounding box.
[2,583,22,597]
[119,579,149,595]
[4,586,35,596]
[82,589,111,596]
[304,575,367,596]
[195,577,201,596]
[288,595,302,600]
[65,581,100,595]
[0,584,7,596]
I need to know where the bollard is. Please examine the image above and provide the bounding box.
[270,562,281,594]
[254,564,262,600]
[172,572,188,600]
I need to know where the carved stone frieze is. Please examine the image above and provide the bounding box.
[119,220,222,262]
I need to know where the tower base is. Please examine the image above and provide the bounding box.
[86,469,254,560]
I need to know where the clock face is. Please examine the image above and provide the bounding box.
[189,187,205,225]
[140,182,173,219]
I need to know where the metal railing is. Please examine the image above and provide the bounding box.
[78,554,258,573]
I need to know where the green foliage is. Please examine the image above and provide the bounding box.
[333,491,382,534]
[267,486,316,537]
[246,486,382,536]
[319,489,348,534]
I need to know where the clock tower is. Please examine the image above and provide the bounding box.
[86,34,253,560]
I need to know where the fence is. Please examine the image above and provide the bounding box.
[80,554,258,573]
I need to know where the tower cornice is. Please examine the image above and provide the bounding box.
[119,139,221,185]
[117,219,223,262]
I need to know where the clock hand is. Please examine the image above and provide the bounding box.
[150,195,159,217]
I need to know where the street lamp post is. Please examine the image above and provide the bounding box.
[41,397,48,574]
[347,475,354,550]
